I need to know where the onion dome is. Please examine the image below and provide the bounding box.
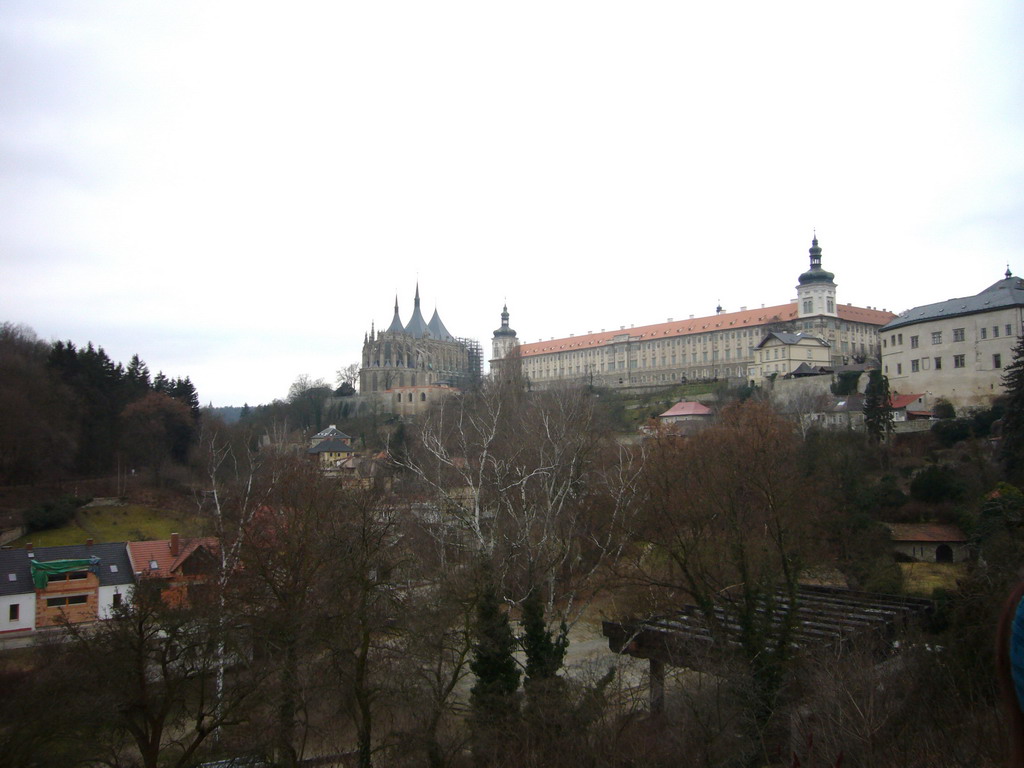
[797,236,835,285]
[493,304,516,337]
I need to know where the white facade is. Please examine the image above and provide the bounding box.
[518,238,893,390]
[98,583,132,619]
[0,592,35,633]
[881,273,1024,409]
[753,332,831,381]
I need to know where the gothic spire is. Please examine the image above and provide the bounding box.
[386,295,404,333]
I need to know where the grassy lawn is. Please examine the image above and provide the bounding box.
[12,504,202,547]
[899,561,966,597]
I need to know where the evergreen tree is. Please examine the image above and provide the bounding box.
[863,369,894,443]
[152,371,170,395]
[1001,334,1024,482]
[519,586,569,752]
[520,587,568,688]
[170,376,202,422]
[124,354,152,401]
[469,579,520,764]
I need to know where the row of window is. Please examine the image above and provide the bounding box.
[8,591,124,623]
[891,353,1003,375]
[889,324,1014,349]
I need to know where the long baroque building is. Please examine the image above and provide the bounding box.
[514,238,895,389]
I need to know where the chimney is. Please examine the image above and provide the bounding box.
[86,538,93,549]
[25,542,32,552]
[170,532,180,557]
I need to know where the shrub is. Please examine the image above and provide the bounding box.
[23,496,88,532]
[909,464,965,504]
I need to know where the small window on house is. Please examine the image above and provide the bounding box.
[149,560,159,571]
[910,336,919,349]
[953,328,965,342]
[931,331,942,344]
[898,333,903,344]
[897,363,903,375]
[1007,324,1013,336]
[934,357,942,370]
[981,327,988,339]
[7,573,15,582]
[954,354,966,368]
[113,592,122,608]
[911,359,920,372]
[9,604,18,622]
[994,326,1000,338]
[995,354,1003,369]
[420,392,426,401]
[109,564,118,573]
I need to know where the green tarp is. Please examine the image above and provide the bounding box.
[30,557,100,589]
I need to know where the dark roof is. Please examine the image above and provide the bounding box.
[308,438,355,454]
[404,284,429,337]
[756,331,829,349]
[882,275,1024,331]
[427,309,454,341]
[0,542,134,596]
[797,237,836,286]
[385,296,405,334]
[788,362,832,377]
[313,426,351,440]
[604,584,932,667]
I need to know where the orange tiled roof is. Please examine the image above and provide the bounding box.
[519,302,896,358]
[890,393,925,410]
[127,537,218,579]
[658,400,713,418]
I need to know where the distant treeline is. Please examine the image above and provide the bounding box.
[0,322,200,484]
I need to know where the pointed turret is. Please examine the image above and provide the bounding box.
[404,283,429,337]
[386,295,404,334]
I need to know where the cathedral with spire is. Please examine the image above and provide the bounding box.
[359,284,482,403]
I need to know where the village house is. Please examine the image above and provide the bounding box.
[127,533,219,608]
[0,541,134,635]
[887,522,969,563]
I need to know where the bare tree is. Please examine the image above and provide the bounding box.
[623,401,828,748]
[337,362,361,391]
[397,379,638,619]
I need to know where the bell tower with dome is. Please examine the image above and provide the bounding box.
[796,234,837,319]
[490,303,519,375]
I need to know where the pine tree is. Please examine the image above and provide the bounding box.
[1001,335,1024,482]
[519,586,569,751]
[863,369,894,443]
[520,587,568,687]
[469,580,520,764]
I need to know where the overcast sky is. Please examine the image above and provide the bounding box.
[3,2,1022,407]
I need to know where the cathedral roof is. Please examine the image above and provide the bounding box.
[797,236,836,286]
[404,284,429,337]
[427,308,454,341]
[385,296,405,334]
